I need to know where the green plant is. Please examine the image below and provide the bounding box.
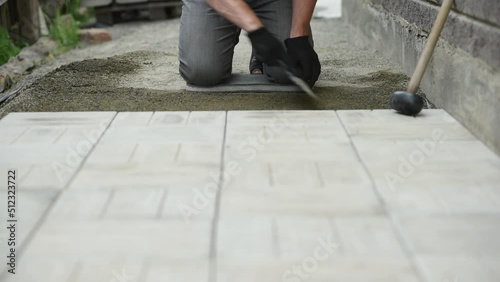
[66,0,90,23]
[48,11,80,50]
[0,27,21,66]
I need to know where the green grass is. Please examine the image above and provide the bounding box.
[0,27,21,66]
[48,11,80,51]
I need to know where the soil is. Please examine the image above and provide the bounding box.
[0,19,418,117]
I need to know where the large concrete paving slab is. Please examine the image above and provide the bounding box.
[1,109,499,282]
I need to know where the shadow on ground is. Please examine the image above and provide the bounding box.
[0,51,410,116]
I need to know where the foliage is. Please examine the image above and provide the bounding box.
[0,27,20,66]
[48,11,80,50]
[67,0,90,23]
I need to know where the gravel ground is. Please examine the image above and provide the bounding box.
[0,18,415,116]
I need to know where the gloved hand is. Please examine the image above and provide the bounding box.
[248,28,288,68]
[285,36,321,87]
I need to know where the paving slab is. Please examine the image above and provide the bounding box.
[69,112,225,190]
[415,256,500,282]
[396,215,500,256]
[0,109,499,282]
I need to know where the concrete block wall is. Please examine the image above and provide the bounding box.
[371,0,500,70]
[343,0,500,155]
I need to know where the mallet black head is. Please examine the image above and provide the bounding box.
[389,91,424,116]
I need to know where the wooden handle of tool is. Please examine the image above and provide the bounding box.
[407,0,454,94]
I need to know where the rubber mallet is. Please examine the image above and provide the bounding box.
[390,0,454,116]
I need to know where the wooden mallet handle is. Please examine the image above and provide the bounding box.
[407,0,454,94]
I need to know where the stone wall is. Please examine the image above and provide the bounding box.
[343,0,500,155]
[371,0,500,69]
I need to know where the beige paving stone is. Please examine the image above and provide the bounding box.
[186,111,226,126]
[217,257,422,282]
[276,216,340,259]
[85,143,221,169]
[25,219,211,259]
[227,125,309,144]
[2,256,78,282]
[0,189,57,249]
[353,138,500,213]
[370,160,500,195]
[345,122,474,140]
[111,112,154,127]
[334,216,406,257]
[269,161,327,189]
[145,259,209,282]
[227,111,350,144]
[338,109,457,125]
[99,126,224,144]
[219,186,381,216]
[227,126,349,144]
[3,109,499,281]
[337,110,420,125]
[54,126,109,145]
[416,109,462,122]
[0,144,78,165]
[378,184,500,215]
[70,165,219,190]
[86,143,180,168]
[0,114,114,191]
[10,126,67,144]
[148,111,226,127]
[221,161,273,190]
[177,144,222,165]
[149,111,190,126]
[224,142,357,163]
[0,127,29,144]
[227,111,344,126]
[48,189,111,220]
[223,160,371,190]
[20,164,76,189]
[74,256,144,282]
[397,215,500,256]
[223,161,331,189]
[0,165,33,180]
[353,139,500,164]
[72,123,222,190]
[0,112,116,126]
[104,188,165,219]
[315,161,373,189]
[83,143,140,168]
[416,255,500,282]
[162,187,216,222]
[216,258,290,282]
[217,216,275,260]
[337,110,474,140]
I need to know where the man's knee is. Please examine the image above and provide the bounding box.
[180,61,230,86]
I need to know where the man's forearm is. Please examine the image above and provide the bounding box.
[290,0,317,38]
[205,0,263,32]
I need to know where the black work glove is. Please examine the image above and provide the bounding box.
[248,28,288,67]
[285,36,321,87]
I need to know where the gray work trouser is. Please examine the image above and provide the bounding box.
[178,0,292,86]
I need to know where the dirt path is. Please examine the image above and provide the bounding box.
[0,19,416,116]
